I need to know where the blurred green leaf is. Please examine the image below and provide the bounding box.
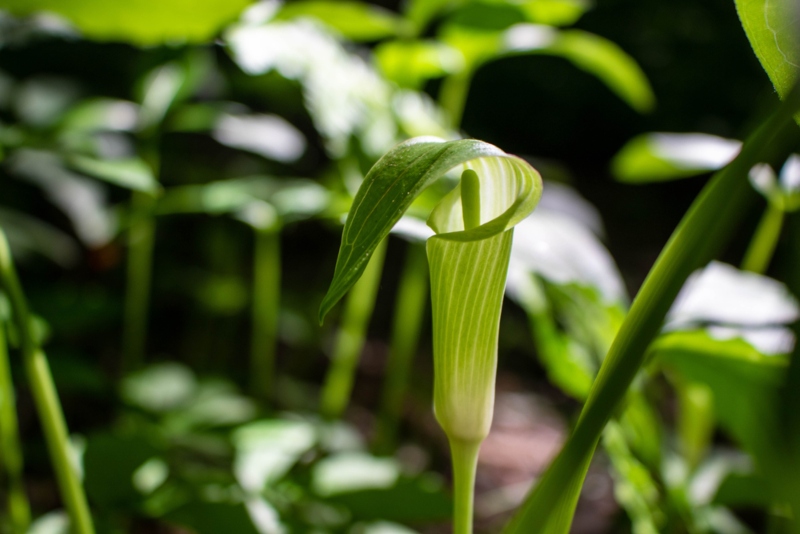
[83,433,163,507]
[0,208,78,267]
[59,98,139,133]
[312,453,400,497]
[0,0,253,46]
[517,0,590,27]
[735,0,799,117]
[612,133,741,183]
[328,475,452,522]
[164,500,263,534]
[404,0,458,35]
[121,363,197,413]
[713,472,773,508]
[67,155,159,194]
[275,1,405,41]
[654,330,787,463]
[375,40,464,89]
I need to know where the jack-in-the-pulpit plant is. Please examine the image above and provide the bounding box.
[319,137,542,533]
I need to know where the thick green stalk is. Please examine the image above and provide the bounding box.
[0,319,31,533]
[320,239,388,419]
[122,189,157,374]
[505,84,800,534]
[0,229,95,534]
[741,202,784,274]
[450,438,481,534]
[250,226,281,401]
[374,244,429,452]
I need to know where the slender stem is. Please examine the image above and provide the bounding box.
[504,83,800,534]
[122,190,156,374]
[439,70,473,129]
[0,319,31,533]
[250,226,281,402]
[373,243,428,453]
[0,229,95,534]
[450,438,481,534]
[320,238,388,419]
[741,202,784,274]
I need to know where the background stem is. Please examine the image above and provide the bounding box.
[439,71,472,129]
[320,239,388,419]
[450,438,481,534]
[374,243,428,453]
[0,319,31,533]
[122,190,156,374]
[250,226,281,402]
[741,202,784,274]
[0,228,95,534]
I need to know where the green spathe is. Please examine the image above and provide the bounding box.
[429,230,513,441]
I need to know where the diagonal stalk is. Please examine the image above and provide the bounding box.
[373,243,429,453]
[320,238,388,419]
[250,226,281,402]
[0,228,95,534]
[741,201,784,274]
[505,83,800,534]
[0,317,31,533]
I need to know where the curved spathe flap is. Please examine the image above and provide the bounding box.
[319,136,542,322]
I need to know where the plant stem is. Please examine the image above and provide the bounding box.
[741,202,784,274]
[461,169,482,229]
[504,83,800,534]
[374,243,428,453]
[450,438,481,534]
[122,190,156,374]
[320,238,388,419]
[0,229,95,534]
[0,319,31,533]
[439,70,472,129]
[250,226,281,402]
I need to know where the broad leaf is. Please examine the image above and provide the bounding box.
[735,0,799,104]
[0,0,253,46]
[612,133,741,183]
[318,137,542,322]
[275,1,405,41]
[67,156,159,194]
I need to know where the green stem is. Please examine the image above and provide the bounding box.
[373,243,428,453]
[320,238,388,419]
[741,202,784,274]
[0,319,31,533]
[504,83,800,534]
[439,70,473,129]
[122,190,156,374]
[250,226,281,402]
[0,229,95,534]
[450,438,481,534]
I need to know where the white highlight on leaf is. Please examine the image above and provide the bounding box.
[213,113,306,162]
[503,24,558,52]
[312,452,400,496]
[650,133,741,170]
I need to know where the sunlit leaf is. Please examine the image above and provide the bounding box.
[735,0,799,108]
[67,155,159,194]
[120,363,197,412]
[312,452,400,497]
[232,419,317,491]
[212,112,306,162]
[375,40,464,89]
[0,0,253,46]
[59,98,139,133]
[612,133,742,183]
[275,1,405,41]
[319,137,542,322]
[518,0,590,27]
